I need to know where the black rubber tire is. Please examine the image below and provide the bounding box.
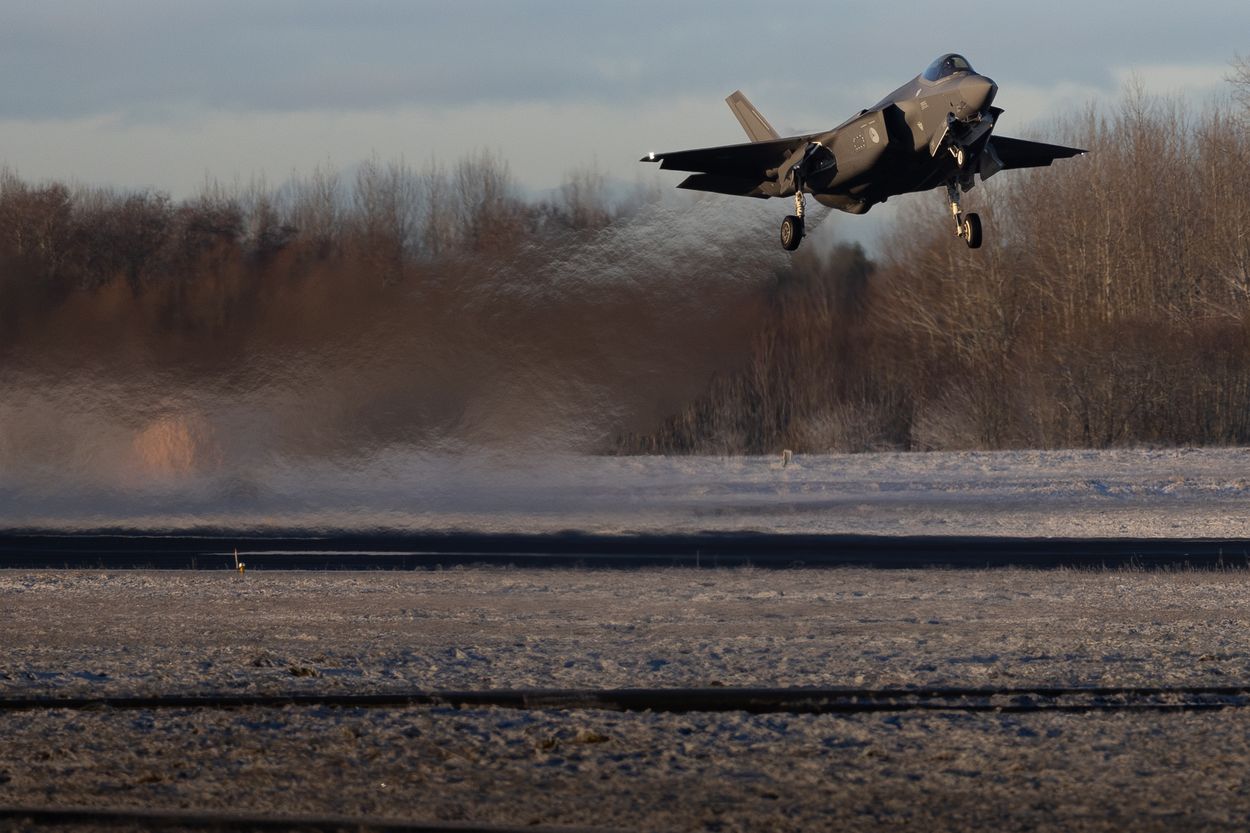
[964,213,982,249]
[780,215,804,251]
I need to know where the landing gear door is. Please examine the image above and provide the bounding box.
[928,120,950,158]
[979,140,1005,182]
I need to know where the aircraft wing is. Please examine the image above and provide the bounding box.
[987,136,1086,169]
[642,135,810,181]
[641,135,814,198]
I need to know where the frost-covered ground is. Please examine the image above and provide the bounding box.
[5,567,1250,830]
[5,569,1250,696]
[7,447,1250,829]
[7,447,1250,537]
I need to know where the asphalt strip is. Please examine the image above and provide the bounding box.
[3,532,1250,570]
[0,805,629,833]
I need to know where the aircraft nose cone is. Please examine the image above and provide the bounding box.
[961,75,998,115]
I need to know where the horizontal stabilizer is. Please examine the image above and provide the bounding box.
[726,91,781,142]
[676,173,770,198]
[988,136,1086,169]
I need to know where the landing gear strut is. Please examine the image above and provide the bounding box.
[946,181,981,249]
[780,190,805,251]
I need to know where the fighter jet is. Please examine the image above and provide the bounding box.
[641,54,1085,251]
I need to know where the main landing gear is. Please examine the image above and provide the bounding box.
[947,181,981,249]
[781,190,805,251]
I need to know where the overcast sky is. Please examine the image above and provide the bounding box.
[1,0,1245,205]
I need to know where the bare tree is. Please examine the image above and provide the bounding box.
[240,174,295,261]
[558,161,612,230]
[454,149,523,251]
[1228,53,1250,119]
[1196,107,1250,310]
[289,160,343,257]
[110,191,172,290]
[169,179,244,277]
[419,157,459,257]
[887,191,1030,449]
[352,155,419,283]
[0,176,76,287]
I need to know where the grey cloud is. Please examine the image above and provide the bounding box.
[0,0,1246,122]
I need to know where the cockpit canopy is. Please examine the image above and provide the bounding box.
[922,54,974,83]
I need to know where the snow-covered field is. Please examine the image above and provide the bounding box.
[4,565,1250,830]
[6,447,1250,537]
[6,448,1250,829]
[5,568,1249,696]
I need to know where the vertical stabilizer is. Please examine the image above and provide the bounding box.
[725,91,780,143]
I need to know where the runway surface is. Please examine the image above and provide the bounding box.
[3,531,1250,571]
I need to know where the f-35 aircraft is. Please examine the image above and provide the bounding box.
[641,54,1085,251]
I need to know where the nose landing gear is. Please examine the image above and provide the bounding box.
[946,181,982,249]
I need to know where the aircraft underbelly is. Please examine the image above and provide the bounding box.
[813,193,872,214]
[812,142,961,212]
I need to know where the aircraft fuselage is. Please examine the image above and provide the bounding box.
[805,70,999,213]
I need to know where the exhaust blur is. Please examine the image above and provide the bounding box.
[0,159,796,528]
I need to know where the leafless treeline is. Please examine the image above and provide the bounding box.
[0,150,629,308]
[624,71,1250,453]
[0,149,658,374]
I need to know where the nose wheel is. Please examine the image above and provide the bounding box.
[780,190,806,251]
[946,181,982,249]
[960,213,982,248]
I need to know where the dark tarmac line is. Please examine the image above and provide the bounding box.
[6,685,1250,716]
[3,531,1250,571]
[2,806,624,833]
